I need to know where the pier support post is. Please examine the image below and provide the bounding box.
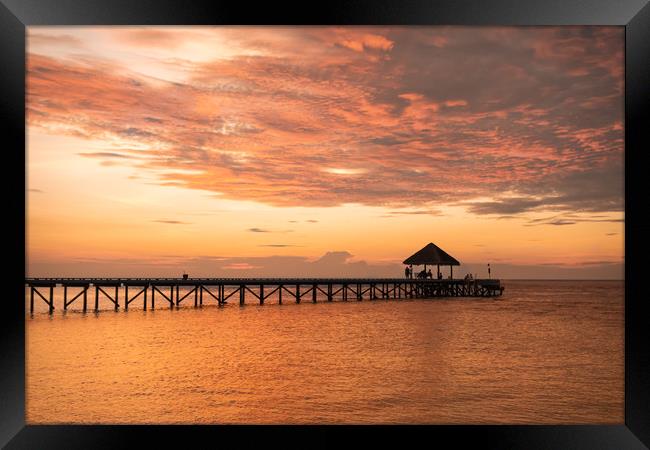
[49,286,54,314]
[115,286,119,311]
[296,285,301,304]
[170,286,174,309]
[327,284,332,302]
[240,285,245,306]
[279,285,282,304]
[95,285,99,311]
[83,287,87,312]
[30,287,34,314]
[312,284,317,303]
[125,285,129,311]
[357,283,362,301]
[194,286,198,307]
[143,286,147,311]
[343,284,347,301]
[63,286,68,310]
[176,285,180,307]
[260,285,264,305]
[199,286,203,306]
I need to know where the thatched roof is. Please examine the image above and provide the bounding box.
[402,242,460,266]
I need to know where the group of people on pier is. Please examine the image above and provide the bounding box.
[404,266,443,280]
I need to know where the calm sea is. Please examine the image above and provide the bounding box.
[25,280,623,424]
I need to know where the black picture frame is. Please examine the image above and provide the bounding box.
[1,1,648,448]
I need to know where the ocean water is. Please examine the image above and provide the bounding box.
[25,280,624,424]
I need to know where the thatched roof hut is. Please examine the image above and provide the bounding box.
[403,242,460,278]
[403,242,460,266]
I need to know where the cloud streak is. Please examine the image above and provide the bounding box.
[152,220,192,225]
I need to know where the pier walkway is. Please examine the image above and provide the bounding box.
[25,277,504,314]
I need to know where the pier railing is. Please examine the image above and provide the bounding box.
[24,277,504,314]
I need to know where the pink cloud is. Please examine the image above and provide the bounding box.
[27,27,624,216]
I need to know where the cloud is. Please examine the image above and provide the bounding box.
[28,33,83,48]
[78,152,138,159]
[113,29,189,48]
[247,227,293,233]
[27,27,623,216]
[546,220,576,226]
[221,263,262,270]
[258,244,301,248]
[383,209,441,217]
[152,220,192,225]
[28,188,44,193]
[523,212,624,226]
[466,198,547,215]
[336,33,395,53]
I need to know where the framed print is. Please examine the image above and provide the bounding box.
[1,0,649,448]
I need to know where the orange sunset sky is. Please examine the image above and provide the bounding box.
[26,26,624,279]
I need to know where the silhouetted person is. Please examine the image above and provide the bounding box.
[437,271,443,280]
[405,267,410,279]
[409,265,414,279]
[427,269,432,279]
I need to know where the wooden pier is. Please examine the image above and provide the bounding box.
[24,277,504,314]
